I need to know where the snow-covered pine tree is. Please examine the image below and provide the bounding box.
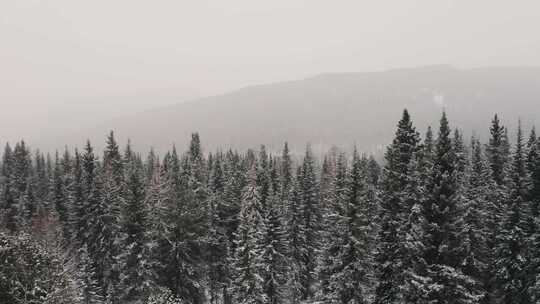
[298,144,321,301]
[526,127,539,234]
[317,151,350,303]
[69,148,85,248]
[51,151,70,242]
[317,153,340,301]
[328,148,378,304]
[119,159,155,303]
[366,155,381,186]
[145,161,174,296]
[399,135,433,304]
[87,132,125,302]
[374,109,420,304]
[422,112,483,303]
[257,145,272,210]
[280,142,293,207]
[231,165,265,304]
[10,141,33,230]
[73,141,100,251]
[465,138,499,303]
[160,144,206,303]
[1,143,19,233]
[486,114,510,186]
[258,187,289,304]
[495,121,533,304]
[207,152,233,304]
[284,168,306,304]
[529,127,540,302]
[78,244,105,304]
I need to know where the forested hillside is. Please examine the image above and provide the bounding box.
[2,110,540,304]
[49,66,540,154]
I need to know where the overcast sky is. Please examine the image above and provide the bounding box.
[1,0,540,143]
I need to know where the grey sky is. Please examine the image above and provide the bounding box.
[1,0,540,144]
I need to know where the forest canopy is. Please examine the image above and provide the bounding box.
[0,110,539,304]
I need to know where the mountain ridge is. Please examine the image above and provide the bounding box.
[39,65,540,155]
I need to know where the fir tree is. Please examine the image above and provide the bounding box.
[496,122,532,304]
[52,151,70,241]
[328,149,377,303]
[486,114,510,186]
[422,112,482,303]
[284,170,306,304]
[231,166,265,304]
[298,145,321,301]
[119,161,155,303]
[258,189,289,304]
[78,245,105,304]
[375,109,420,304]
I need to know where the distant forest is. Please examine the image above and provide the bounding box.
[1,110,540,304]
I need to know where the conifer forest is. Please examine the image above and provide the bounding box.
[2,110,540,304]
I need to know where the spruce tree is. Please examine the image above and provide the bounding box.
[258,189,289,304]
[52,151,70,240]
[422,112,482,303]
[298,145,321,301]
[375,109,420,304]
[496,122,532,304]
[119,161,155,303]
[284,167,306,304]
[328,149,377,303]
[89,132,125,302]
[207,153,232,304]
[78,245,105,304]
[231,166,265,304]
[486,114,510,186]
[399,138,433,304]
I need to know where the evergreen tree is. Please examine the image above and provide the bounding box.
[88,133,125,302]
[317,153,339,300]
[73,141,99,250]
[282,167,306,304]
[298,145,321,301]
[280,142,293,205]
[375,109,420,304]
[486,114,510,186]
[496,122,532,304]
[328,149,377,303]
[207,153,233,304]
[422,113,482,303]
[78,245,105,304]
[466,138,499,303]
[258,189,289,304]
[52,151,70,240]
[399,139,433,304]
[231,166,265,304]
[119,161,155,303]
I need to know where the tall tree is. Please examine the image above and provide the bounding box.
[496,122,532,304]
[231,166,265,304]
[328,149,378,303]
[375,109,420,304]
[486,114,510,186]
[285,169,306,304]
[298,145,321,301]
[119,161,155,303]
[258,189,289,304]
[422,112,482,303]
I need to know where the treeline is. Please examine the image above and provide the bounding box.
[1,110,540,304]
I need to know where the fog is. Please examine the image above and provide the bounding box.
[1,0,540,145]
